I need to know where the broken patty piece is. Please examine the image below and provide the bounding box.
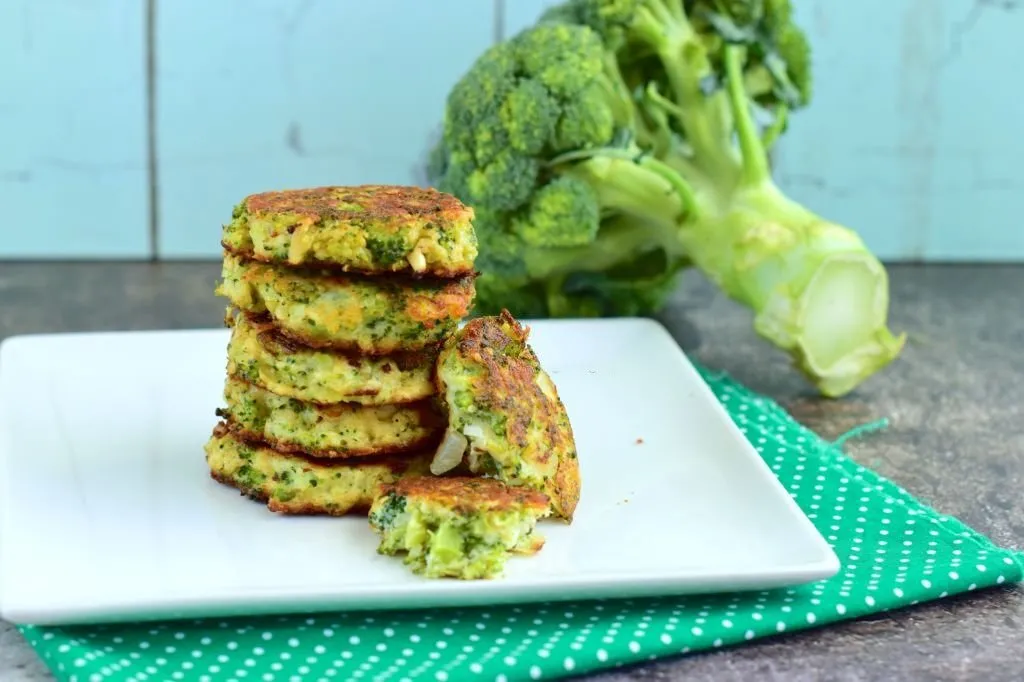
[368,476,550,580]
[433,310,581,522]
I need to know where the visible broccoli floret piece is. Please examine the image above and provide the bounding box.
[553,82,617,152]
[369,491,407,530]
[512,176,600,248]
[366,236,406,266]
[438,23,628,215]
[235,464,266,490]
[431,1,904,397]
[470,207,530,276]
[500,80,559,155]
[516,23,608,97]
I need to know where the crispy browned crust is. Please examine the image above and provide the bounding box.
[221,242,475,279]
[442,310,581,522]
[228,264,476,355]
[217,404,446,460]
[227,248,479,289]
[240,312,438,368]
[242,184,472,227]
[381,476,550,515]
[207,421,427,515]
[211,421,427,470]
[224,422,445,460]
[514,533,546,555]
[209,468,374,516]
[267,326,443,357]
[209,468,375,517]
[444,311,539,454]
[404,276,478,328]
[553,453,581,522]
[230,309,447,364]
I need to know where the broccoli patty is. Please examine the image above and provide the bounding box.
[226,310,437,406]
[218,376,444,458]
[216,253,475,354]
[205,423,432,515]
[221,185,478,276]
[369,476,549,579]
[435,310,581,521]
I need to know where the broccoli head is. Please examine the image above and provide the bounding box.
[438,23,625,215]
[432,19,694,318]
[431,1,904,397]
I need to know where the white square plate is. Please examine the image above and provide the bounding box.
[0,318,838,626]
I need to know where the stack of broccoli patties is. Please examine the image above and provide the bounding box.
[204,185,479,515]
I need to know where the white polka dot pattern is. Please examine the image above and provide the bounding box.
[18,368,1024,682]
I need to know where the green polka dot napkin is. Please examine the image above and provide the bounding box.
[19,365,1024,682]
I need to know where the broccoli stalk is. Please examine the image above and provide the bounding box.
[621,6,905,396]
[662,45,905,396]
[430,0,905,397]
[628,1,739,179]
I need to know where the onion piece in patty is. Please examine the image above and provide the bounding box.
[431,427,468,475]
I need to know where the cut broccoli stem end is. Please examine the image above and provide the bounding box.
[681,183,905,397]
[779,253,907,398]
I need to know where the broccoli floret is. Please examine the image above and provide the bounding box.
[512,176,600,248]
[431,1,905,397]
[471,208,530,275]
[553,80,622,152]
[516,23,608,98]
[544,0,658,53]
[466,152,540,213]
[500,80,558,155]
[438,23,625,215]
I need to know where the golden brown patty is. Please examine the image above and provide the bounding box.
[204,423,432,516]
[435,310,581,522]
[380,476,550,515]
[217,376,444,459]
[216,252,475,354]
[221,185,478,276]
[226,310,438,406]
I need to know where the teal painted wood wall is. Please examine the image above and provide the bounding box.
[1,0,1020,261]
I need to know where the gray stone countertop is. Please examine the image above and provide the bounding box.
[0,262,1021,681]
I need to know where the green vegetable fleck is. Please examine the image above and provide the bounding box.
[366,236,407,266]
